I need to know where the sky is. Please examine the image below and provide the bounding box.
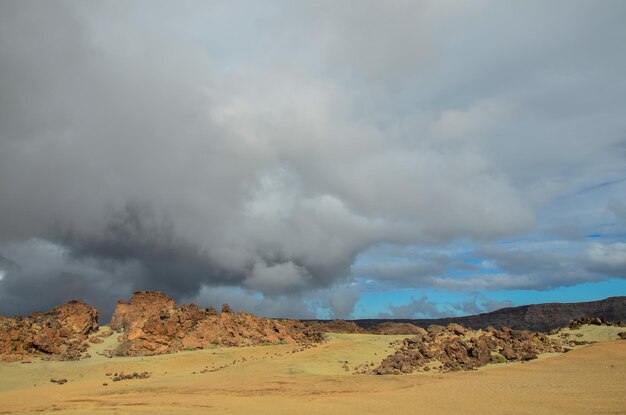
[1,0,625,321]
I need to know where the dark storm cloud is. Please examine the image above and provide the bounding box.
[1,1,626,317]
[60,203,241,297]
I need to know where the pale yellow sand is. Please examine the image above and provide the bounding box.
[0,327,625,414]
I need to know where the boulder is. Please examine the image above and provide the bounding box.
[0,300,99,361]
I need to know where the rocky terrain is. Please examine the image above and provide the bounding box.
[109,291,324,356]
[323,296,626,332]
[371,323,567,375]
[0,300,99,361]
[567,315,626,330]
[368,317,626,375]
[1,294,623,363]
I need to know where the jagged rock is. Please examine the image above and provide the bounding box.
[500,345,517,361]
[109,291,323,356]
[568,316,623,330]
[374,323,565,375]
[447,323,466,336]
[50,378,67,385]
[426,325,446,335]
[111,371,150,382]
[0,300,99,361]
[221,304,233,314]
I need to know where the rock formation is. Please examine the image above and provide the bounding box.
[567,316,625,330]
[0,300,99,361]
[373,323,565,375]
[110,291,323,356]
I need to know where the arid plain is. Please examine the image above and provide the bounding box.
[1,326,625,415]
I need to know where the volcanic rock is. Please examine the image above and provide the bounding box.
[110,291,323,356]
[50,378,67,385]
[568,316,625,330]
[374,323,565,374]
[0,300,99,361]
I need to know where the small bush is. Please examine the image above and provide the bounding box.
[491,353,507,364]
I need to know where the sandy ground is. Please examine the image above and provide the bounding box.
[0,326,625,414]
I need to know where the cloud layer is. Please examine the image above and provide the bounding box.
[1,1,625,319]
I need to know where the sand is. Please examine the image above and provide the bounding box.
[1,327,625,414]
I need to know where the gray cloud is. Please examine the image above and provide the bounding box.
[329,285,361,319]
[379,295,449,319]
[379,295,515,319]
[1,1,625,317]
[357,241,626,294]
[608,199,626,224]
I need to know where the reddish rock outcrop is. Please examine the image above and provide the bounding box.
[373,323,565,375]
[110,291,323,356]
[0,300,99,361]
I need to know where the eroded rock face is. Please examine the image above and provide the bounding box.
[373,323,565,375]
[110,291,323,356]
[0,300,99,361]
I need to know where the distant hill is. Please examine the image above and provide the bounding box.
[316,296,626,332]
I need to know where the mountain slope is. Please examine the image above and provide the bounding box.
[346,296,626,332]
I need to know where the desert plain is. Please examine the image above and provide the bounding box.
[1,325,625,415]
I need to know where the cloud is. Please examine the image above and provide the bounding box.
[180,285,318,320]
[587,242,626,278]
[0,1,625,317]
[0,239,136,319]
[452,296,513,315]
[378,294,515,319]
[329,285,361,319]
[357,240,626,294]
[244,262,311,295]
[379,295,449,319]
[608,199,626,224]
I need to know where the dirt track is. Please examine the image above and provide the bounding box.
[1,332,625,414]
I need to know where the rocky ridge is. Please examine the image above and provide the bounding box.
[372,323,567,375]
[109,291,324,356]
[349,296,626,332]
[0,300,99,361]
